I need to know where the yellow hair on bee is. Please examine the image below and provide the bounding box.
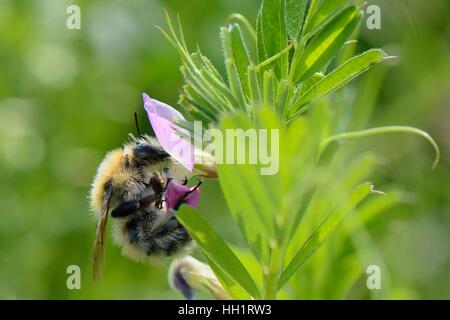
[112,222,148,262]
[90,149,124,218]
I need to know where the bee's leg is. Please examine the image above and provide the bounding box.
[111,201,139,218]
[111,195,154,217]
[163,177,173,191]
[138,195,156,208]
[173,180,203,211]
[182,176,188,185]
[156,177,172,209]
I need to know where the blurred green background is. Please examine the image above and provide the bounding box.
[0,0,448,299]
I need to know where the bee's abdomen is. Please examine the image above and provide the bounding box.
[126,212,192,257]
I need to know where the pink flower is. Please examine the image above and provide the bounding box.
[143,93,194,171]
[165,180,200,211]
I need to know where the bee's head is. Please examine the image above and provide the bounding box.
[123,134,170,167]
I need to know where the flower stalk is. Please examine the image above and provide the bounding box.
[262,240,283,299]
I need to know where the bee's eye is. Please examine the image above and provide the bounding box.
[149,176,164,193]
[103,180,112,193]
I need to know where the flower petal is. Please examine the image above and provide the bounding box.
[165,180,200,211]
[170,267,195,300]
[143,93,194,171]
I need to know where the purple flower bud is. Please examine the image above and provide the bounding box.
[171,265,195,300]
[168,256,230,300]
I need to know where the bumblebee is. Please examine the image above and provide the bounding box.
[89,135,197,280]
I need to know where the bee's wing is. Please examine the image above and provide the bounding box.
[92,187,112,281]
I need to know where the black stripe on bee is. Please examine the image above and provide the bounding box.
[111,200,140,218]
[133,144,170,164]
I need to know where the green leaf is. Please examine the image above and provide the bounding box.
[247,66,262,112]
[298,72,324,96]
[181,82,219,119]
[179,98,215,123]
[177,206,260,298]
[285,150,376,260]
[226,13,257,43]
[285,0,308,41]
[203,255,251,299]
[302,0,351,40]
[292,6,361,83]
[278,182,374,288]
[295,0,323,41]
[217,163,268,260]
[195,49,225,82]
[256,8,267,64]
[180,56,232,113]
[260,0,288,77]
[199,68,239,110]
[231,246,264,289]
[303,0,323,26]
[226,59,247,110]
[219,114,279,234]
[221,27,248,111]
[161,14,243,118]
[228,24,253,97]
[288,49,387,118]
[262,70,276,108]
[276,79,293,116]
[217,110,286,261]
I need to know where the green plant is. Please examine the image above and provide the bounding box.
[159,0,439,299]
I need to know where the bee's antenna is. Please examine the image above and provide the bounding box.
[134,112,142,137]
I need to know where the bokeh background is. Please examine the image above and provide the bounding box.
[0,0,448,299]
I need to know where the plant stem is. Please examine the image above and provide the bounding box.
[263,240,283,299]
[319,126,440,169]
[287,38,306,84]
[255,42,295,72]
